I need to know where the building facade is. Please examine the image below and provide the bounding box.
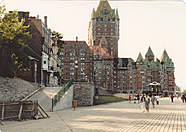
[113,58,137,93]
[90,45,113,92]
[17,12,61,86]
[58,40,93,83]
[15,0,176,96]
[88,0,119,58]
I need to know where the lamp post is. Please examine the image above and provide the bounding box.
[75,60,78,82]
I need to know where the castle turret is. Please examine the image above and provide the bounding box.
[145,46,154,62]
[88,0,119,58]
[136,52,144,64]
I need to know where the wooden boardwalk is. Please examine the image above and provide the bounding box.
[1,97,186,132]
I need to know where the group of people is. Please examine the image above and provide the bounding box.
[140,94,159,113]
[129,94,160,113]
[128,93,186,113]
[169,94,186,103]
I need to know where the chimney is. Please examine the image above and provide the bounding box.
[76,36,78,42]
[44,16,47,28]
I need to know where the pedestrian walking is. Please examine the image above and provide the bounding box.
[151,94,156,108]
[181,95,185,103]
[134,95,137,104]
[141,94,146,113]
[170,94,174,103]
[137,94,140,104]
[129,95,132,103]
[155,95,159,105]
[145,95,150,112]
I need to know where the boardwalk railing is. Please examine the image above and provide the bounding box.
[52,79,74,109]
[0,100,49,121]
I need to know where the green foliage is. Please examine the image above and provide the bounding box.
[94,96,128,105]
[0,7,31,77]
[52,30,64,82]
[52,31,63,44]
[182,90,186,95]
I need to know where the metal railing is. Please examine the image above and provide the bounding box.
[52,79,74,110]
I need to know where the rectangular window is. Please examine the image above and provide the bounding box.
[81,57,85,60]
[70,57,74,60]
[70,72,74,75]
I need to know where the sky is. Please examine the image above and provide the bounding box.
[2,0,186,91]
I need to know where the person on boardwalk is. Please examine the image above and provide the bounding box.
[181,95,185,103]
[170,94,174,103]
[141,94,146,112]
[145,95,150,112]
[137,94,140,104]
[155,95,159,105]
[151,94,156,108]
[129,95,132,103]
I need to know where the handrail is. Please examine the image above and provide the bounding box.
[52,79,74,109]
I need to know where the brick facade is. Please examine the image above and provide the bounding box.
[58,40,93,83]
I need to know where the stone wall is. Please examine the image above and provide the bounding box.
[73,82,94,106]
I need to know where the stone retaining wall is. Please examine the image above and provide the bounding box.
[73,82,94,106]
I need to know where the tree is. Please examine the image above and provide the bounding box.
[0,7,31,77]
[52,31,63,44]
[52,31,64,84]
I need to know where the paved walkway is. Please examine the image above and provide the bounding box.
[1,97,186,132]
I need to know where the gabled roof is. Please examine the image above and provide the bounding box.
[136,52,144,63]
[145,46,154,57]
[89,45,112,59]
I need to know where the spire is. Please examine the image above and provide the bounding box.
[136,52,144,63]
[91,8,96,19]
[145,46,154,58]
[160,49,169,63]
[115,8,119,20]
[160,49,174,68]
[95,0,114,19]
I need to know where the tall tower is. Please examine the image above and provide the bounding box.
[88,0,119,58]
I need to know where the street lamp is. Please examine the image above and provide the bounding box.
[75,60,78,82]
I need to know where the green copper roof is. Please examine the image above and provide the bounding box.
[160,50,174,68]
[136,52,144,63]
[115,8,119,19]
[145,46,154,57]
[94,0,117,19]
[160,49,169,63]
[145,61,152,69]
[91,8,96,19]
